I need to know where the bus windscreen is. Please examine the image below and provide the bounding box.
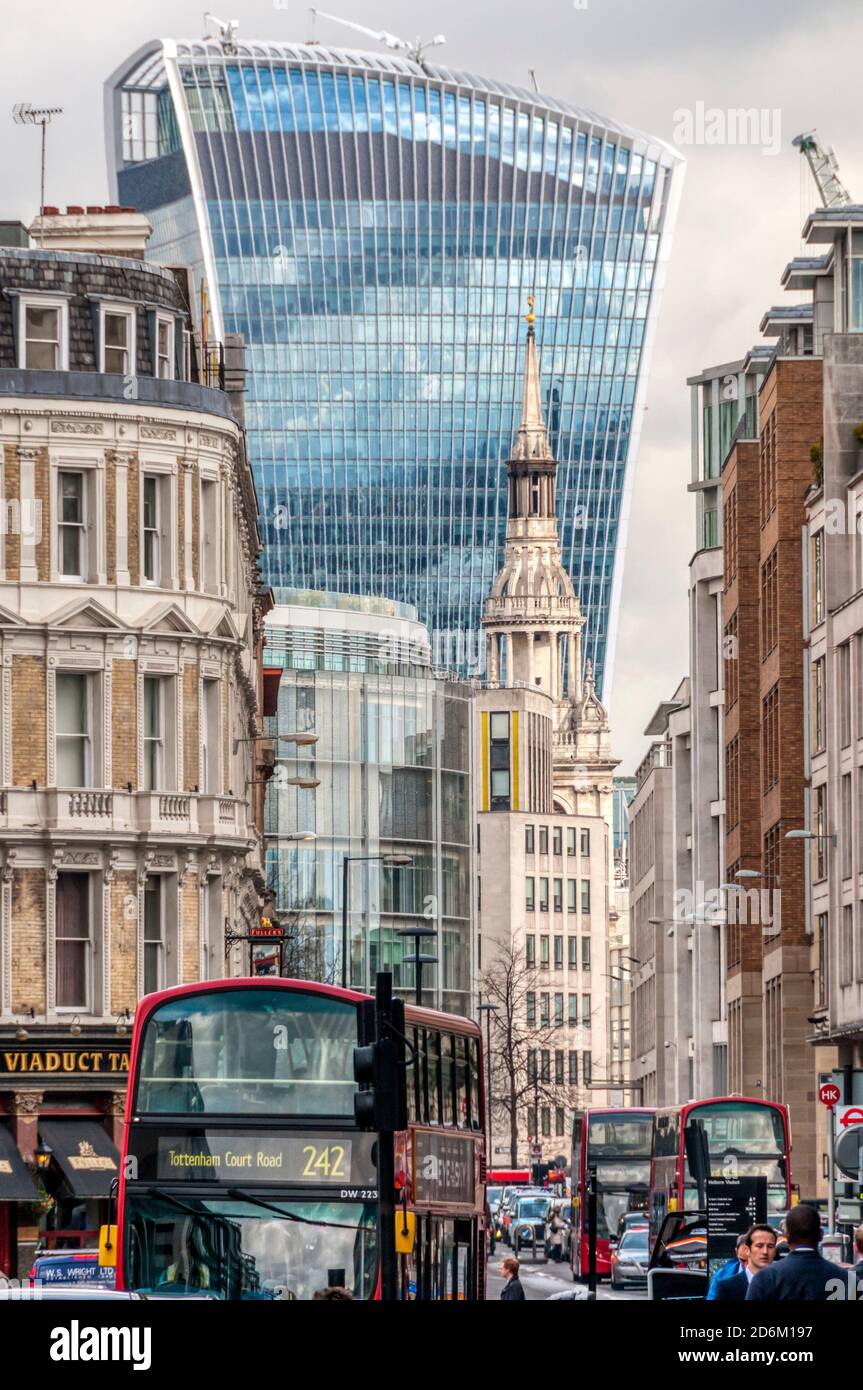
[135,988,359,1116]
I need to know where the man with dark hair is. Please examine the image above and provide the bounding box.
[714,1225,777,1301]
[747,1204,849,1300]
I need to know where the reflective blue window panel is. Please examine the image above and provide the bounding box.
[113,44,680,696]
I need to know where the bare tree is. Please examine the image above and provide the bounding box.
[480,939,577,1168]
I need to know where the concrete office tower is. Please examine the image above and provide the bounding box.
[104,33,683,696]
[799,206,863,1110]
[477,315,619,1164]
[644,355,769,1105]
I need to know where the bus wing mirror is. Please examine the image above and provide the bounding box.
[98,1224,117,1269]
[395,1210,416,1254]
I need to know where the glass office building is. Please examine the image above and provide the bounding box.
[262,593,474,1014]
[106,37,683,696]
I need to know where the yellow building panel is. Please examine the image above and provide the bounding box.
[481,710,489,812]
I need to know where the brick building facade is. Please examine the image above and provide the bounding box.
[0,211,271,1275]
[721,357,822,1193]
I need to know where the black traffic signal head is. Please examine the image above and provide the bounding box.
[352,993,407,1132]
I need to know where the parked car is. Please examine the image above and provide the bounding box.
[617,1211,649,1240]
[29,1250,115,1289]
[500,1188,546,1245]
[0,1285,138,1301]
[510,1195,552,1255]
[610,1228,650,1290]
[486,1185,504,1217]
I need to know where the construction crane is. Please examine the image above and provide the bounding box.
[792,131,853,209]
[203,12,239,52]
[308,9,445,67]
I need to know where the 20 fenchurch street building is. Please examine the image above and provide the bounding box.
[105,36,683,695]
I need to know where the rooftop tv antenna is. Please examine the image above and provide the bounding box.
[792,130,853,209]
[309,9,446,68]
[12,103,64,247]
[203,12,239,52]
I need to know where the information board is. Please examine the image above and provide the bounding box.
[706,1175,767,1275]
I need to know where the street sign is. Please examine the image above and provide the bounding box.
[834,1107,863,1180]
[836,1105,863,1130]
[820,1081,841,1108]
[529,1143,542,1161]
[706,1177,767,1273]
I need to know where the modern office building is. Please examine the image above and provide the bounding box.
[105,32,683,696]
[263,592,475,1016]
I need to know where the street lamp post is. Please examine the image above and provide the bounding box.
[397,923,437,1005]
[340,853,412,989]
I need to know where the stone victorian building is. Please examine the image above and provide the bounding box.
[0,210,271,1275]
[477,310,619,1166]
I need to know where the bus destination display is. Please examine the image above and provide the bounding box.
[156,1132,375,1186]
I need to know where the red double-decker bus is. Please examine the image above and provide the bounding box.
[109,978,485,1300]
[569,1108,654,1278]
[649,1096,792,1240]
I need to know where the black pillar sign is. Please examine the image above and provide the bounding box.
[706,1176,767,1274]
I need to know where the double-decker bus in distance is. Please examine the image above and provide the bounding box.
[650,1096,792,1242]
[570,1108,654,1277]
[112,978,485,1300]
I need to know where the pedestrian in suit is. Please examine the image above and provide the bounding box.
[747,1205,850,1301]
[714,1225,777,1301]
[500,1256,526,1301]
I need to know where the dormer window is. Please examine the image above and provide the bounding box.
[156,314,175,379]
[16,295,69,370]
[100,304,136,375]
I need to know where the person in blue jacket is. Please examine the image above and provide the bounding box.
[706,1232,749,1300]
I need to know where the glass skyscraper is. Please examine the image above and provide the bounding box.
[106,36,682,696]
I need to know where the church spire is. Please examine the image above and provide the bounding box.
[513,298,554,464]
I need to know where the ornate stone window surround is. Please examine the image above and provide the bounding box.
[139,455,178,590]
[50,450,106,585]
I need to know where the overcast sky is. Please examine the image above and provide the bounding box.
[4,0,862,772]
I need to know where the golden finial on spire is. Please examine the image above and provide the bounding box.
[525,294,536,326]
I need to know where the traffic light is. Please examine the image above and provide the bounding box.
[353,994,407,1132]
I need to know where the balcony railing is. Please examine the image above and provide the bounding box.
[4,789,250,840]
[635,740,673,791]
[68,791,113,818]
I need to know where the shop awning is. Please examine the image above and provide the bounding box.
[38,1120,119,1198]
[0,1124,38,1201]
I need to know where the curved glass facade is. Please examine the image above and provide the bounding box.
[106,40,682,695]
[262,595,474,1015]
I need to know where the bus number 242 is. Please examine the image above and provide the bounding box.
[302,1144,348,1179]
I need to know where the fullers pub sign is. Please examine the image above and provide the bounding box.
[0,1039,130,1080]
